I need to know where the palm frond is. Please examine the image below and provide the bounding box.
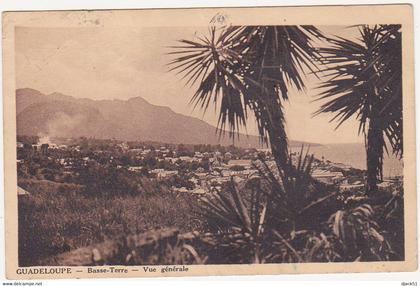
[315,25,402,191]
[168,25,323,141]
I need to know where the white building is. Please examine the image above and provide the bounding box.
[227,159,252,169]
[150,169,178,178]
[312,169,344,184]
[128,166,143,172]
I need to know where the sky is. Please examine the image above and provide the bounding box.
[15,25,363,145]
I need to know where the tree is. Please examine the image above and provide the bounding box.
[169,26,322,172]
[315,25,402,194]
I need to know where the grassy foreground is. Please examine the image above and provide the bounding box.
[18,178,199,266]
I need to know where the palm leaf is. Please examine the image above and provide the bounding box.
[315,25,402,188]
[168,25,322,141]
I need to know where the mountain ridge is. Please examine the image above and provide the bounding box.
[16,88,321,148]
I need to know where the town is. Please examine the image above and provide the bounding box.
[16,136,401,197]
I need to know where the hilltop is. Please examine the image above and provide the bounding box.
[16,88,319,148]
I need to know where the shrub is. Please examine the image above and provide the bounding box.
[194,149,404,264]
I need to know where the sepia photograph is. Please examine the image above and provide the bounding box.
[2,5,416,279]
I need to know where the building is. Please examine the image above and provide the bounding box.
[194,152,203,158]
[377,181,393,191]
[164,157,177,163]
[150,169,178,179]
[227,159,252,169]
[173,187,207,195]
[312,169,344,184]
[118,142,129,150]
[330,162,352,171]
[339,183,365,192]
[221,170,232,177]
[179,156,198,162]
[128,166,143,172]
[224,152,233,160]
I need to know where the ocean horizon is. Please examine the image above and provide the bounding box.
[291,143,403,177]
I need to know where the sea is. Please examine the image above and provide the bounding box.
[290,143,403,178]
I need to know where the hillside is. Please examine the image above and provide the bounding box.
[16,88,319,148]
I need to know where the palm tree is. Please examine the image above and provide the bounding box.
[168,26,322,172]
[315,25,402,194]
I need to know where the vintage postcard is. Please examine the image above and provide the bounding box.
[2,4,416,279]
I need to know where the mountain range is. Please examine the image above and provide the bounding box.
[16,88,318,148]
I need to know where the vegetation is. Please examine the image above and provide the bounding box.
[18,149,403,266]
[18,24,404,266]
[170,24,403,196]
[169,26,322,172]
[18,178,199,266]
[196,152,404,264]
[166,24,404,263]
[315,25,402,194]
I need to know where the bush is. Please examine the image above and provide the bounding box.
[194,152,404,264]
